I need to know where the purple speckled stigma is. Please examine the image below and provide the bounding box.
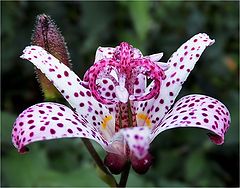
[83,42,165,105]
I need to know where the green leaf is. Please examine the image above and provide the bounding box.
[127,171,154,187]
[156,150,181,177]
[126,1,151,41]
[224,90,239,145]
[158,178,188,187]
[35,162,108,187]
[185,150,207,183]
[2,147,109,187]
[2,147,48,186]
[95,165,117,187]
[1,111,17,143]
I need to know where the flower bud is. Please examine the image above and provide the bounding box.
[31,14,71,100]
[130,153,153,174]
[104,153,127,175]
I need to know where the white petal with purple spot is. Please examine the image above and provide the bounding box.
[110,127,151,159]
[20,46,115,130]
[12,103,109,152]
[95,47,115,62]
[150,95,230,145]
[136,33,215,127]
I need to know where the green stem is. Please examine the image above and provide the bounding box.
[81,138,117,186]
[118,162,131,187]
[81,138,110,174]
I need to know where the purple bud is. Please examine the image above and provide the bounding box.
[31,14,70,65]
[130,153,153,174]
[104,153,127,175]
[31,14,71,99]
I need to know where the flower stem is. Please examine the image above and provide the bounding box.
[118,162,131,187]
[81,138,111,174]
[81,138,117,186]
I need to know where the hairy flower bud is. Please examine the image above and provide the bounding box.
[104,153,128,175]
[130,153,153,174]
[31,14,71,100]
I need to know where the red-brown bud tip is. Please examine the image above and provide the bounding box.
[130,153,153,174]
[31,14,70,66]
[31,14,71,100]
[104,153,127,175]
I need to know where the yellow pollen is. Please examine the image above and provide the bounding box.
[101,115,113,129]
[137,113,152,128]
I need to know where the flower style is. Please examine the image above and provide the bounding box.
[12,33,230,174]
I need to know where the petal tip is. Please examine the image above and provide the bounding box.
[19,146,29,154]
[207,133,224,145]
[209,39,215,46]
[20,54,25,59]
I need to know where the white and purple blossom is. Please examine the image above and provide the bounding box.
[12,33,230,174]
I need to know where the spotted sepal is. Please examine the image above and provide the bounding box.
[120,127,151,159]
[137,33,215,127]
[12,103,109,153]
[20,46,113,126]
[151,95,230,145]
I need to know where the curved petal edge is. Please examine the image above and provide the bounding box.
[151,94,230,145]
[12,102,109,153]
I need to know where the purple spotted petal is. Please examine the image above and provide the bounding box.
[12,103,109,153]
[151,95,230,145]
[95,47,115,62]
[148,52,163,62]
[133,48,143,59]
[137,33,215,126]
[122,127,151,159]
[109,127,151,159]
[97,78,118,102]
[133,74,146,97]
[20,46,114,127]
[132,49,146,95]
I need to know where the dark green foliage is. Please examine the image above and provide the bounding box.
[1,1,239,187]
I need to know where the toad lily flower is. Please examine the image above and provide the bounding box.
[12,33,230,174]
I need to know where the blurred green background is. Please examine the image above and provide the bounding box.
[1,1,239,187]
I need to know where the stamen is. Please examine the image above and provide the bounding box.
[102,115,113,129]
[129,58,165,101]
[83,59,117,105]
[84,42,165,105]
[116,75,129,103]
[116,86,129,103]
[137,113,151,128]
